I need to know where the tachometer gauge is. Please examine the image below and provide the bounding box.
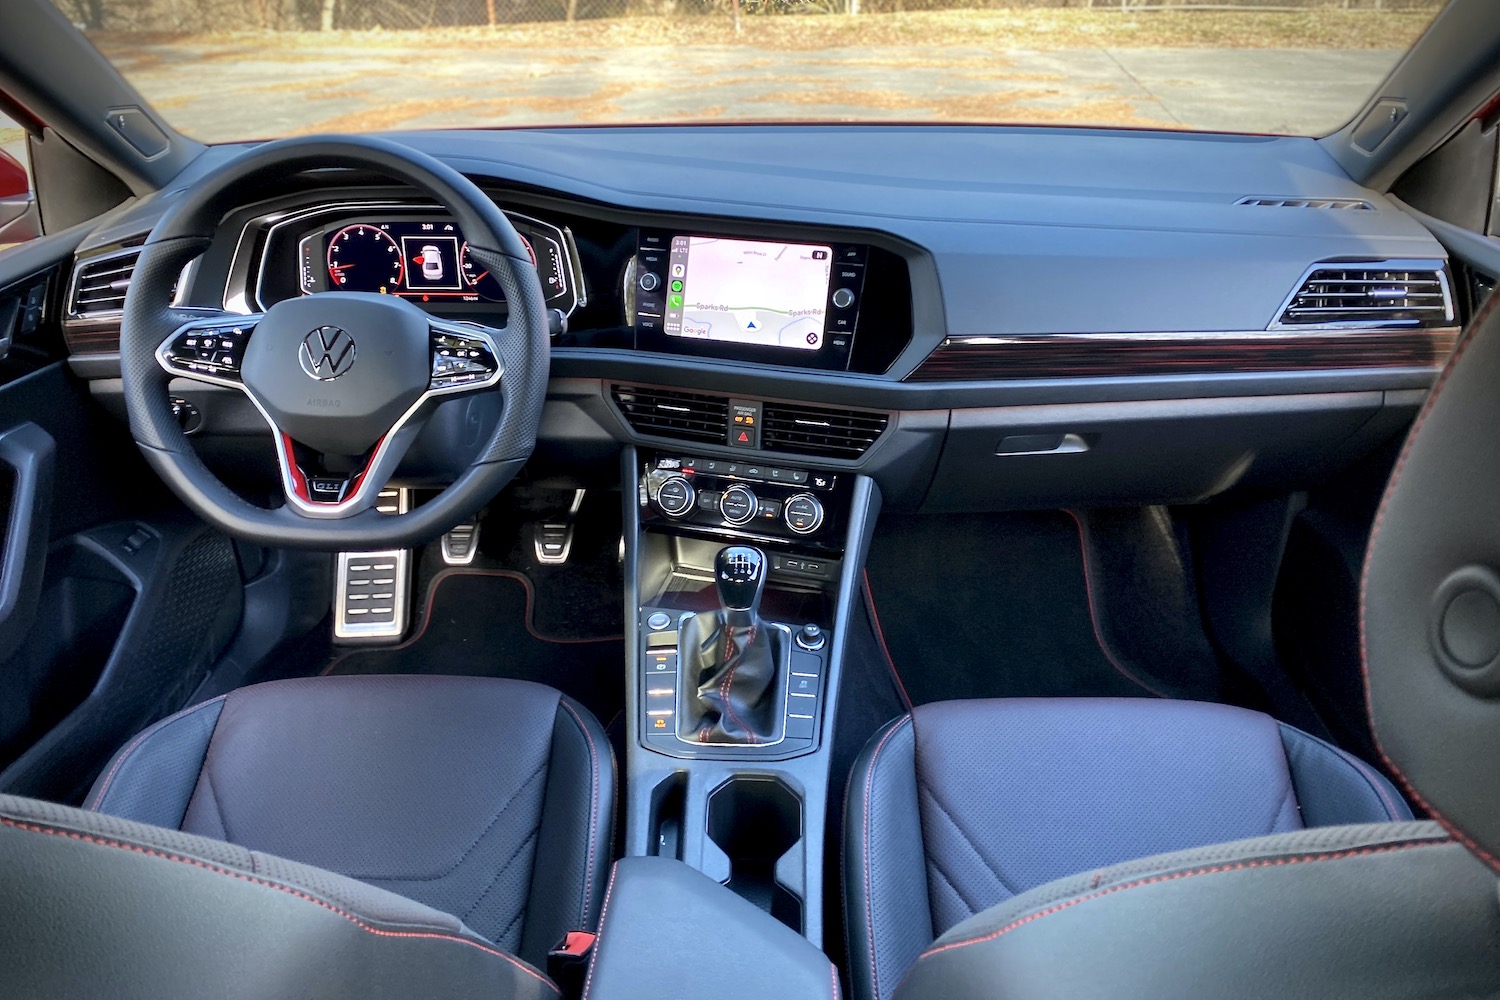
[459,236,533,303]
[326,225,404,294]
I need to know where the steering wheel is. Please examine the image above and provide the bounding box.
[118,135,549,550]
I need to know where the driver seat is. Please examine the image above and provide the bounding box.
[81,674,614,968]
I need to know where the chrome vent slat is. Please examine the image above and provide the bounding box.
[68,249,141,318]
[762,402,888,460]
[611,385,730,445]
[1237,196,1374,211]
[1274,260,1454,329]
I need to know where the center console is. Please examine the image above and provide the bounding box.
[622,444,880,949]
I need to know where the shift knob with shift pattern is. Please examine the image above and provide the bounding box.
[716,545,767,625]
[678,544,787,745]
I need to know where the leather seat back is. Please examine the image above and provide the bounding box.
[0,794,560,1000]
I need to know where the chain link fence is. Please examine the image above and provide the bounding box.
[51,0,1444,32]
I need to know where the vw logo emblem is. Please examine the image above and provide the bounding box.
[299,326,356,381]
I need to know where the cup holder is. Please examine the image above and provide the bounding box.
[706,775,803,931]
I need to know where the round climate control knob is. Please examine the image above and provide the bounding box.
[719,485,758,526]
[656,475,695,518]
[784,493,825,535]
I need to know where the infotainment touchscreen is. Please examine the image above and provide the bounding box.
[662,236,833,352]
[633,229,869,371]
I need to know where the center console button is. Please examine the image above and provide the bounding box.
[647,611,672,631]
[638,271,661,292]
[831,287,856,310]
[719,485,757,526]
[656,475,696,518]
[784,493,825,534]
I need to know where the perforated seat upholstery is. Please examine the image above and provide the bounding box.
[843,698,1409,1000]
[87,674,615,968]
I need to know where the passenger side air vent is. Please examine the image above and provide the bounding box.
[1274,260,1454,328]
[762,402,888,460]
[612,385,730,445]
[1237,196,1374,211]
[68,249,140,318]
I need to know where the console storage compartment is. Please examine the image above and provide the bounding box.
[707,775,804,931]
[584,857,835,1000]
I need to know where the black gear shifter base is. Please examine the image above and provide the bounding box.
[678,546,790,745]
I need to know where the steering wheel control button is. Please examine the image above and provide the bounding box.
[429,328,500,389]
[784,493,825,534]
[796,623,827,651]
[719,485,758,526]
[656,475,696,518]
[163,323,254,381]
[647,612,672,631]
[831,287,856,310]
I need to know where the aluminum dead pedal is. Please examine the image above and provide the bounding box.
[333,489,411,642]
[441,521,480,565]
[333,550,410,641]
[535,489,585,566]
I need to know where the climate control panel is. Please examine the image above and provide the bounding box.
[640,453,846,551]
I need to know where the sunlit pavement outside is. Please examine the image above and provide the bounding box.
[100,37,1400,140]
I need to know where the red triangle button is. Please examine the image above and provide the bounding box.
[737,431,750,443]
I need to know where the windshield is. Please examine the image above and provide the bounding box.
[59,0,1444,141]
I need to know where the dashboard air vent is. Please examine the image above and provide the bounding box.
[1237,196,1374,211]
[762,402,888,460]
[68,249,140,318]
[1275,261,1454,328]
[612,385,729,445]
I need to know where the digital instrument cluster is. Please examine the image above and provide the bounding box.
[287,210,584,316]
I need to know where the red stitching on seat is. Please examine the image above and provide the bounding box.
[0,816,559,994]
[862,715,914,1000]
[579,861,619,1000]
[557,698,603,927]
[919,838,1445,960]
[1359,296,1500,872]
[87,696,228,811]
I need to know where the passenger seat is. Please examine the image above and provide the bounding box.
[843,698,1410,1000]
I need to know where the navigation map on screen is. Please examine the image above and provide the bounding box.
[662,236,832,352]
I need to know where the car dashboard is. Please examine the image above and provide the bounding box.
[57,124,1464,511]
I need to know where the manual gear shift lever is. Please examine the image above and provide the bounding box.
[716,545,767,626]
[677,544,788,745]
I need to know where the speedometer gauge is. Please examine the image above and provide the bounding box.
[326,225,404,294]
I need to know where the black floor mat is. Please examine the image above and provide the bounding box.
[864,510,1202,705]
[325,571,626,728]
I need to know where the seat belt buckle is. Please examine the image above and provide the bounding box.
[548,931,596,999]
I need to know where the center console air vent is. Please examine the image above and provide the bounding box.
[762,402,888,460]
[67,249,140,319]
[1237,196,1374,211]
[612,385,729,445]
[1274,260,1454,329]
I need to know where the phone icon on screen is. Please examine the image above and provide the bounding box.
[669,294,684,309]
